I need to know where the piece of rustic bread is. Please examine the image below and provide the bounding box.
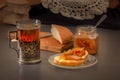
[40,32,73,52]
[51,24,73,44]
[54,48,88,66]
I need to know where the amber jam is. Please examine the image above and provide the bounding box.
[74,26,99,55]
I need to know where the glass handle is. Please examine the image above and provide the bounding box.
[8,31,19,57]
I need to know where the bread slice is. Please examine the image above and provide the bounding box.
[40,32,73,52]
[54,56,84,66]
[54,48,88,66]
[51,24,73,44]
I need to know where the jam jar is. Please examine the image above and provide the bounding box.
[74,25,99,55]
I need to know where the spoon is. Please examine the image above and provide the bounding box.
[95,14,107,28]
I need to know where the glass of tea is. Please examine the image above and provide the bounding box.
[9,19,41,64]
[74,25,99,55]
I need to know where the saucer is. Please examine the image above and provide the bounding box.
[48,54,98,69]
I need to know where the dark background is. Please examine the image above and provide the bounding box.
[29,4,120,30]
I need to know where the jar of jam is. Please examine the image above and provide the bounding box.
[74,25,99,55]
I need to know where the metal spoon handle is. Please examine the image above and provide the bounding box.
[95,14,107,28]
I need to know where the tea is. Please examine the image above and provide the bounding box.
[9,19,41,64]
[17,28,40,63]
[18,28,40,42]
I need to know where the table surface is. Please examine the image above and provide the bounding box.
[0,24,120,80]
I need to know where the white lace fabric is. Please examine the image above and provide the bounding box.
[41,0,109,20]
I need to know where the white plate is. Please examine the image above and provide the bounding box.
[48,54,98,69]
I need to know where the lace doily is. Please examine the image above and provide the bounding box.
[41,0,109,20]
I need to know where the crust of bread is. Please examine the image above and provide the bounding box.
[40,32,73,52]
[51,24,73,44]
[40,36,73,52]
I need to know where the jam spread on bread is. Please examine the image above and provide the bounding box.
[54,48,88,66]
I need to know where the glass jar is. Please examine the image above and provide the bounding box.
[74,25,99,55]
